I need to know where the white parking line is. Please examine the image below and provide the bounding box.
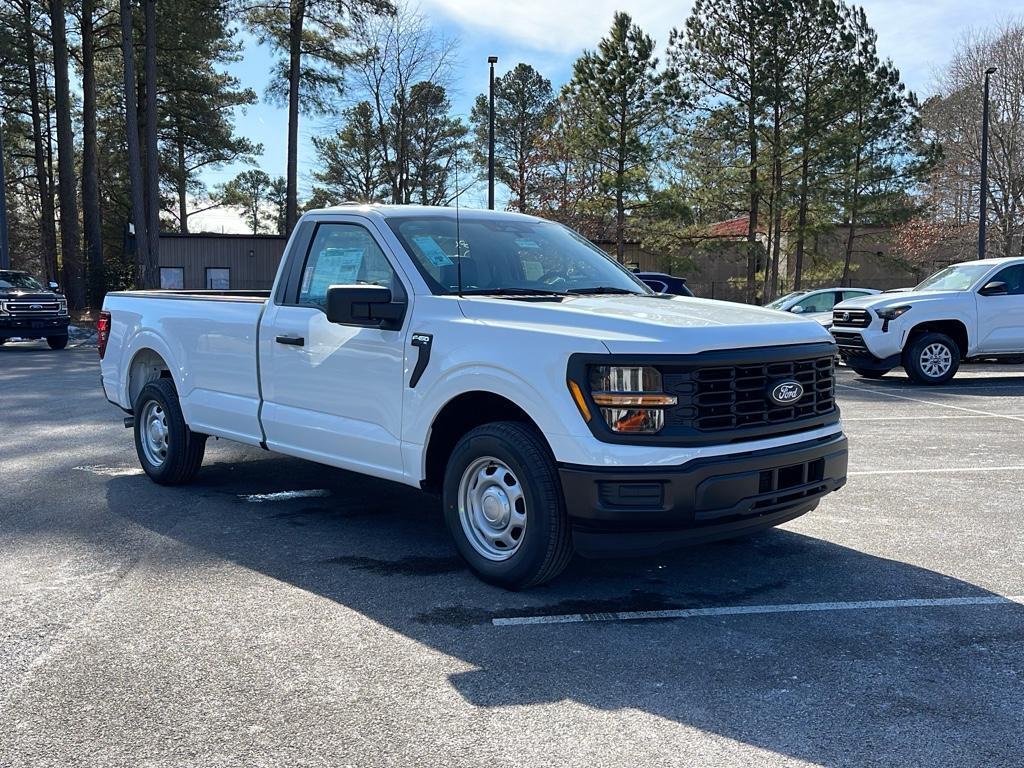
[838,382,1024,423]
[849,466,1024,476]
[239,489,330,503]
[493,595,1024,627]
[843,415,1012,421]
[74,465,144,477]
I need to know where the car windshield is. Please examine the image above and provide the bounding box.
[0,271,44,291]
[386,214,651,296]
[765,291,804,310]
[915,264,993,292]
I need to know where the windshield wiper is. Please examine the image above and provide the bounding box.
[566,286,643,295]
[458,287,567,297]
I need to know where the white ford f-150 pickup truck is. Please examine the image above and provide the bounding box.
[99,205,848,588]
[832,257,1024,385]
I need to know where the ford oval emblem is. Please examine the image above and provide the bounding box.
[769,380,804,406]
[30,304,42,310]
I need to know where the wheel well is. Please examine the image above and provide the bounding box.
[422,391,539,493]
[907,320,969,358]
[127,348,173,408]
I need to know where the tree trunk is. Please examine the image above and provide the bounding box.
[143,0,160,279]
[24,1,58,285]
[50,0,86,310]
[177,132,189,233]
[746,101,760,304]
[285,0,305,234]
[794,143,810,291]
[81,0,104,306]
[120,0,151,287]
[842,133,863,286]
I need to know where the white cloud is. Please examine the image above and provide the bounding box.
[419,0,688,53]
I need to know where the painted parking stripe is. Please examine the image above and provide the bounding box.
[842,414,1017,421]
[74,465,144,477]
[849,466,1024,476]
[239,489,330,503]
[493,595,1024,627]
[837,382,1024,423]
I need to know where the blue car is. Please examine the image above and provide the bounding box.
[634,272,694,297]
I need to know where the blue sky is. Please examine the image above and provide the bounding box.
[193,0,1010,230]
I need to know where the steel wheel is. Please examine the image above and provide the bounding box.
[457,456,527,561]
[919,342,952,379]
[140,399,169,467]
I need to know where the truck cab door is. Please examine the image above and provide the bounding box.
[258,218,411,481]
[975,264,1024,354]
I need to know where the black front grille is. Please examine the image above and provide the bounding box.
[832,309,871,328]
[831,331,868,352]
[4,301,61,315]
[663,356,835,435]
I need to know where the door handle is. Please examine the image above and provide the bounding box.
[275,335,305,346]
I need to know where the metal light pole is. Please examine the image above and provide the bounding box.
[978,66,997,260]
[0,106,10,270]
[487,56,498,210]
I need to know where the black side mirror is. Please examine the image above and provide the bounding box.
[979,281,1008,297]
[325,284,405,330]
[48,281,60,292]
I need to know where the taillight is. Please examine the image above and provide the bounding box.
[97,310,111,359]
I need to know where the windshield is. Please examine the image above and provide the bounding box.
[915,264,993,292]
[386,215,651,296]
[0,271,44,291]
[765,291,804,310]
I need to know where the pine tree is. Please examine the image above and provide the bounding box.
[469,63,555,213]
[568,13,680,262]
[312,101,387,203]
[218,169,275,234]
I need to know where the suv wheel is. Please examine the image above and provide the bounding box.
[443,421,573,589]
[133,378,207,485]
[903,332,960,385]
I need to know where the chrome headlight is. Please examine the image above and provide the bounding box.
[586,365,677,434]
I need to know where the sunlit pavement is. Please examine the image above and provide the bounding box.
[2,344,1023,767]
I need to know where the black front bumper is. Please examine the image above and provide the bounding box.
[0,315,69,338]
[560,433,848,557]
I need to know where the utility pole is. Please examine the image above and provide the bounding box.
[0,108,9,269]
[487,56,498,210]
[978,66,996,259]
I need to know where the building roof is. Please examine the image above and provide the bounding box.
[704,216,766,238]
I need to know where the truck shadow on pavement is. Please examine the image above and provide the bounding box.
[105,454,1024,767]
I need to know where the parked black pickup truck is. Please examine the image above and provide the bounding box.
[0,270,70,349]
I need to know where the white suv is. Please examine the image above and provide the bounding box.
[831,257,1024,384]
[766,288,879,328]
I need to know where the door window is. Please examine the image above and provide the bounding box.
[205,268,230,290]
[793,292,838,313]
[985,265,1024,295]
[297,223,401,309]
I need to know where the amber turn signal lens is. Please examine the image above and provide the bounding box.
[567,379,591,422]
[591,393,678,407]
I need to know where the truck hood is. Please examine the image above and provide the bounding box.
[458,295,834,354]
[835,290,971,312]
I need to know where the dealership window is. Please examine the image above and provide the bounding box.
[159,267,184,290]
[205,267,231,290]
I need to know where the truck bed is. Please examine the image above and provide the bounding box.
[110,289,270,302]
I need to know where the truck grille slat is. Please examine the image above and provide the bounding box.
[832,309,871,328]
[662,354,836,437]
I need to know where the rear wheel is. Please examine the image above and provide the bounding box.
[443,421,573,589]
[850,367,891,379]
[903,332,960,385]
[133,378,207,485]
[46,335,68,350]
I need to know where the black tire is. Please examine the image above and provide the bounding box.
[903,332,961,385]
[46,335,68,350]
[133,378,207,485]
[442,421,573,589]
[850,367,891,379]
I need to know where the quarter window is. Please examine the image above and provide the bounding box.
[298,223,400,309]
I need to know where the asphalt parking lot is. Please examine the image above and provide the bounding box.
[2,344,1023,767]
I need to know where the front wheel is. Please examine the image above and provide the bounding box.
[443,421,573,589]
[903,332,960,385]
[133,378,207,485]
[47,335,68,350]
[850,367,891,379]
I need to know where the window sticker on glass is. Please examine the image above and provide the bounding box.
[309,247,364,295]
[515,238,540,249]
[412,235,454,267]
